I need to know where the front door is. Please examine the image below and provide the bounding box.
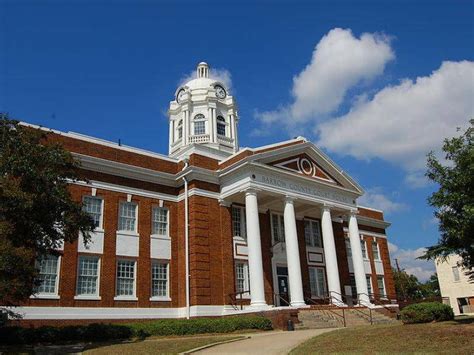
[277,266,290,306]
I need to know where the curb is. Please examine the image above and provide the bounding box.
[181,336,250,354]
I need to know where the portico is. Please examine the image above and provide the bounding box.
[219,144,372,309]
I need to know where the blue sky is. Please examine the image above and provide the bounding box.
[2,0,473,280]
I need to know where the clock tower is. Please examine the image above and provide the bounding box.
[168,62,239,159]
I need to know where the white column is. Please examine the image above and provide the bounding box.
[245,189,267,308]
[348,211,370,305]
[321,205,342,303]
[183,110,189,145]
[211,108,217,142]
[283,197,305,307]
[233,117,239,152]
[168,119,174,154]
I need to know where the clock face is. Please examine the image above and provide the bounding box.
[177,89,186,103]
[215,85,226,99]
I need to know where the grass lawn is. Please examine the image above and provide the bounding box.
[84,335,245,354]
[291,320,474,354]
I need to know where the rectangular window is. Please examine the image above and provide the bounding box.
[194,121,205,135]
[152,207,168,236]
[309,267,327,297]
[232,206,247,240]
[452,266,460,282]
[118,202,137,232]
[178,126,183,139]
[361,239,367,258]
[304,220,322,247]
[36,255,60,295]
[77,256,100,296]
[377,276,386,297]
[116,260,136,297]
[372,240,380,260]
[345,238,352,257]
[217,122,226,136]
[83,196,103,229]
[151,262,169,298]
[235,262,250,294]
[271,213,285,243]
[366,275,373,295]
[349,274,357,298]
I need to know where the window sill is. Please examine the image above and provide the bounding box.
[151,234,171,240]
[234,293,251,300]
[116,231,140,237]
[150,296,171,302]
[74,295,102,301]
[114,296,138,301]
[233,236,247,243]
[30,294,60,300]
[92,229,105,234]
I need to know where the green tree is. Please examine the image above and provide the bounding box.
[0,116,94,311]
[420,273,440,298]
[392,268,424,301]
[421,120,474,280]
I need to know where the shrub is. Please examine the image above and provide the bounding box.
[400,302,454,324]
[0,316,272,345]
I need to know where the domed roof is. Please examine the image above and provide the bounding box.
[180,62,225,91]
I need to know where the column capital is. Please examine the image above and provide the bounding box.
[244,188,260,197]
[284,195,296,204]
[218,198,231,207]
[321,203,333,213]
[349,208,359,217]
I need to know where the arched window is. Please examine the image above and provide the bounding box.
[177,120,183,139]
[217,115,226,136]
[194,114,206,135]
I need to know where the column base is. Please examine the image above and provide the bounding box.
[290,301,308,308]
[249,301,270,311]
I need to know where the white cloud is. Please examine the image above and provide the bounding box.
[256,28,394,126]
[179,67,233,92]
[388,242,436,282]
[318,61,474,176]
[358,187,408,214]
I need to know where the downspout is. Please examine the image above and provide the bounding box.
[182,158,190,319]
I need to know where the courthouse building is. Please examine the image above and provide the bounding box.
[19,62,396,321]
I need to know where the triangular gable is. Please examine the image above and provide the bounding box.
[270,153,340,185]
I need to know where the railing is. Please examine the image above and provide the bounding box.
[189,134,210,143]
[217,135,234,145]
[273,293,291,307]
[227,290,250,311]
[304,291,347,327]
[357,292,399,316]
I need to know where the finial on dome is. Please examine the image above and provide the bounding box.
[197,62,209,78]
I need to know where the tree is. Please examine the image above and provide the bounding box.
[0,116,95,311]
[392,268,424,301]
[420,273,441,298]
[421,120,474,280]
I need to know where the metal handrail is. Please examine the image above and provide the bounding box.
[228,290,250,311]
[357,292,398,314]
[273,293,291,307]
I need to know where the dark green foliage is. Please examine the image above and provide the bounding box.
[0,116,95,307]
[421,120,474,279]
[393,269,440,301]
[0,316,272,345]
[400,302,454,324]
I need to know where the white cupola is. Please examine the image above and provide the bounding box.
[168,62,239,160]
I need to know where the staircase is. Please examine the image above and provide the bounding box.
[297,306,399,329]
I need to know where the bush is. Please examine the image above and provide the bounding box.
[400,302,454,324]
[0,316,272,345]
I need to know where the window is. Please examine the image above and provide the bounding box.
[361,239,367,258]
[217,115,226,136]
[83,196,103,229]
[271,213,285,243]
[372,240,380,260]
[118,202,137,232]
[304,220,322,247]
[177,120,183,139]
[151,262,169,298]
[77,256,100,296]
[36,255,60,295]
[309,267,326,297]
[345,238,352,257]
[152,207,168,236]
[377,276,386,297]
[452,266,460,282]
[116,260,136,297]
[235,262,250,294]
[349,274,357,297]
[366,275,373,295]
[194,114,206,135]
[232,206,247,240]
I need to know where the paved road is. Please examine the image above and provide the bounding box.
[192,328,337,355]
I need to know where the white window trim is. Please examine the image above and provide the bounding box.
[74,255,102,300]
[366,274,373,296]
[270,212,285,244]
[360,237,369,260]
[372,240,381,261]
[30,255,61,300]
[83,196,105,232]
[216,115,229,137]
[232,205,247,241]
[114,259,138,301]
[117,201,139,234]
[235,261,251,299]
[304,218,322,248]
[193,114,207,136]
[309,266,326,298]
[377,276,387,299]
[151,207,170,239]
[150,261,171,301]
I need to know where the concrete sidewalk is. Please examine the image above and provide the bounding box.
[192,328,337,355]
